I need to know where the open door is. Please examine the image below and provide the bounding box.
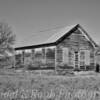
[74,51,80,70]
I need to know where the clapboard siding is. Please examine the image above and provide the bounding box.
[60,34,93,49]
[56,28,95,70]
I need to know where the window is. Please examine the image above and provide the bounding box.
[80,50,90,66]
[84,50,90,65]
[80,51,85,66]
[63,48,69,64]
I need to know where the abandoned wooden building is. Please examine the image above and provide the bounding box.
[15,24,98,71]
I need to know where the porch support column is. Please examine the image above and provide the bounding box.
[31,49,35,63]
[42,48,46,65]
[55,46,57,74]
[22,50,25,65]
[44,47,47,66]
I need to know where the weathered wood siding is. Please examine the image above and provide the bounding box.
[56,28,95,70]
[15,27,96,71]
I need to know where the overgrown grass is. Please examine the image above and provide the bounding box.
[0,69,99,100]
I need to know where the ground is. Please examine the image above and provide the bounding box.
[0,69,100,100]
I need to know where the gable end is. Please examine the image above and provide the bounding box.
[55,24,79,45]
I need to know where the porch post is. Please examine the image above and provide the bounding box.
[55,46,57,74]
[31,49,35,63]
[22,50,25,65]
[41,48,46,66]
[44,47,47,66]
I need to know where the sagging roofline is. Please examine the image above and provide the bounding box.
[15,24,98,51]
[15,24,78,51]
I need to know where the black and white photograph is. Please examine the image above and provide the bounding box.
[0,0,100,100]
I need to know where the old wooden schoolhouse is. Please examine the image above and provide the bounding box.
[15,24,98,72]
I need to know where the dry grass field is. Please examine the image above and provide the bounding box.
[0,69,100,100]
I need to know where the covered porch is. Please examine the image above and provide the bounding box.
[15,45,96,72]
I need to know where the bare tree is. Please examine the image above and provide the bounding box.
[0,22,15,57]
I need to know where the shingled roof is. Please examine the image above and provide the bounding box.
[15,24,98,50]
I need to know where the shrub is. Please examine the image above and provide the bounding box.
[0,56,14,68]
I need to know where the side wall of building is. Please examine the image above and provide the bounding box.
[56,28,95,71]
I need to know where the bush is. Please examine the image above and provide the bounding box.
[0,57,14,68]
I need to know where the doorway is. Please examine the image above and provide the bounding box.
[74,51,80,70]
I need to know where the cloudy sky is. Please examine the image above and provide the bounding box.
[0,0,100,47]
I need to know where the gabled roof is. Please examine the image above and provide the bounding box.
[45,24,77,44]
[15,24,98,50]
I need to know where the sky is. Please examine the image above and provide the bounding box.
[0,0,100,47]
